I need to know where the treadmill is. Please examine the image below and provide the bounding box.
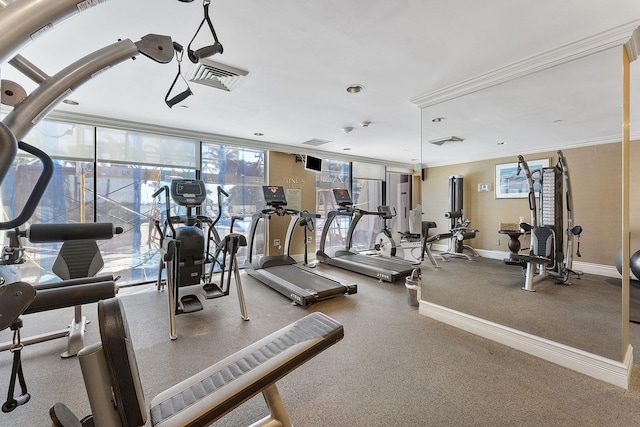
[246,186,357,306]
[316,189,416,282]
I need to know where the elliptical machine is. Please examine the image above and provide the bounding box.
[153,179,248,340]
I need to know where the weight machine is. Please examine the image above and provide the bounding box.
[420,175,479,266]
[515,151,583,291]
[0,0,175,413]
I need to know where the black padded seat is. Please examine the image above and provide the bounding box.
[52,240,104,280]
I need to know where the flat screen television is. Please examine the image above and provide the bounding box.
[305,155,322,173]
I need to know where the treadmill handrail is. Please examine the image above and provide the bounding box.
[318,210,353,254]
[246,212,269,264]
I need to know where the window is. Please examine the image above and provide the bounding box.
[315,159,349,252]
[1,121,95,284]
[201,143,266,265]
[350,179,383,250]
[96,127,200,283]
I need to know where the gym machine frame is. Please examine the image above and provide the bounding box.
[515,151,583,291]
[153,179,249,340]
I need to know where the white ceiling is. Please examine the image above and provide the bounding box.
[2,0,640,168]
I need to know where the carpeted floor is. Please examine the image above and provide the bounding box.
[422,256,626,361]
[1,260,640,426]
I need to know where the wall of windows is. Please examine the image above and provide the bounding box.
[2,118,412,286]
[0,119,266,286]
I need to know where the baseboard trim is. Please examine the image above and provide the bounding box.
[419,300,633,389]
[433,247,622,279]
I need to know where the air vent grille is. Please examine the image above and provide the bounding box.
[189,59,248,92]
[302,139,331,146]
[428,136,464,146]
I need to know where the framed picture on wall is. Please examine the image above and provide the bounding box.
[495,158,550,199]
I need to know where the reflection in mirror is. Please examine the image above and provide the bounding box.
[418,45,632,365]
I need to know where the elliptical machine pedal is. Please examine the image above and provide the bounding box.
[178,294,204,314]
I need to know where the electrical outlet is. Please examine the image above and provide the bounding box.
[307,236,313,242]
[274,239,281,247]
[495,239,500,246]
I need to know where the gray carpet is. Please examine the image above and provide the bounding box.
[422,256,625,361]
[1,261,640,426]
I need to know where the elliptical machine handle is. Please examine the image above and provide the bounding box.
[0,141,54,231]
[213,186,229,228]
[153,185,175,236]
[218,186,229,198]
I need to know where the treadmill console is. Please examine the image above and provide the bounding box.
[171,179,207,207]
[263,186,287,207]
[332,189,353,207]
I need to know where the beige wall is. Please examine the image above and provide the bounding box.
[421,141,640,265]
[267,151,318,256]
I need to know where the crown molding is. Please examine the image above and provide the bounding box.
[411,20,640,109]
[625,26,640,61]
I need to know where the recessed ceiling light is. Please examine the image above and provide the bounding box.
[62,99,79,105]
[552,119,564,123]
[343,147,351,151]
[254,132,264,136]
[431,117,446,122]
[497,141,506,145]
[346,84,365,94]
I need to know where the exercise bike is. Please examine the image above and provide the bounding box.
[153,179,248,340]
[373,206,401,258]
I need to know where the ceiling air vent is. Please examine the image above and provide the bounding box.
[302,139,331,147]
[189,59,248,92]
[428,136,464,146]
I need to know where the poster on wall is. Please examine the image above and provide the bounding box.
[495,158,549,199]
[285,188,302,211]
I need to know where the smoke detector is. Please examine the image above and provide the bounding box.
[428,136,464,146]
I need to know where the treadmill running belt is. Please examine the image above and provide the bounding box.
[265,265,343,293]
[338,253,414,273]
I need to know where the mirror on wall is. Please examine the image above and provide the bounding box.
[418,44,638,363]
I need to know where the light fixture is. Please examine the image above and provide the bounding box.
[343,147,352,151]
[360,121,371,128]
[431,117,446,122]
[62,99,79,106]
[341,126,354,134]
[346,84,364,94]
[497,141,506,146]
[254,132,264,137]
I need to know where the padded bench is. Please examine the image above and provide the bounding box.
[51,298,344,427]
